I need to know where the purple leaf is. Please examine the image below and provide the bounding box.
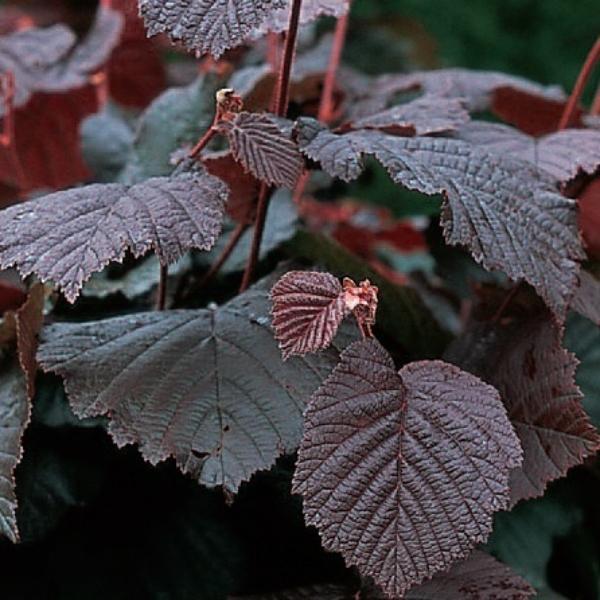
[271,270,347,359]
[456,121,600,182]
[37,278,352,494]
[348,94,470,136]
[445,301,600,506]
[0,363,28,543]
[138,0,286,58]
[0,171,227,303]
[298,119,584,319]
[0,7,123,116]
[350,68,565,118]
[223,112,304,189]
[292,339,522,597]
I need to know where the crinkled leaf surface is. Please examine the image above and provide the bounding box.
[37,278,353,493]
[457,121,600,183]
[139,0,286,58]
[0,171,226,302]
[0,361,29,543]
[271,271,346,359]
[349,94,470,136]
[292,339,522,597]
[298,119,584,318]
[445,306,600,506]
[0,7,122,116]
[224,112,303,189]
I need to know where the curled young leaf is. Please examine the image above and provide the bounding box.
[292,339,522,597]
[445,300,600,506]
[37,277,352,494]
[0,171,227,302]
[138,0,286,58]
[271,271,347,359]
[222,112,303,189]
[297,120,584,319]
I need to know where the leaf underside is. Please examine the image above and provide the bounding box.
[37,277,353,493]
[271,270,346,359]
[297,119,584,319]
[292,339,522,597]
[445,306,600,506]
[0,171,227,303]
[138,0,287,58]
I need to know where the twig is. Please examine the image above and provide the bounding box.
[591,83,600,115]
[156,264,168,310]
[189,115,219,158]
[558,36,600,129]
[240,0,304,291]
[318,10,350,122]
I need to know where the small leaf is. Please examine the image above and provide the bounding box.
[298,120,584,318]
[37,277,353,493]
[292,339,522,597]
[138,0,286,58]
[445,300,600,506]
[349,94,470,136]
[223,112,303,189]
[0,171,227,302]
[271,271,347,359]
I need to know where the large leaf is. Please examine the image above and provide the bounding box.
[139,0,286,58]
[292,339,522,597]
[37,278,354,493]
[0,171,227,302]
[271,270,347,359]
[445,303,600,506]
[350,68,564,117]
[297,120,584,318]
[456,121,600,183]
[223,112,303,189]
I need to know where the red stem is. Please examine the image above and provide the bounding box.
[558,36,600,129]
[318,11,350,122]
[240,0,304,291]
[273,0,303,116]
